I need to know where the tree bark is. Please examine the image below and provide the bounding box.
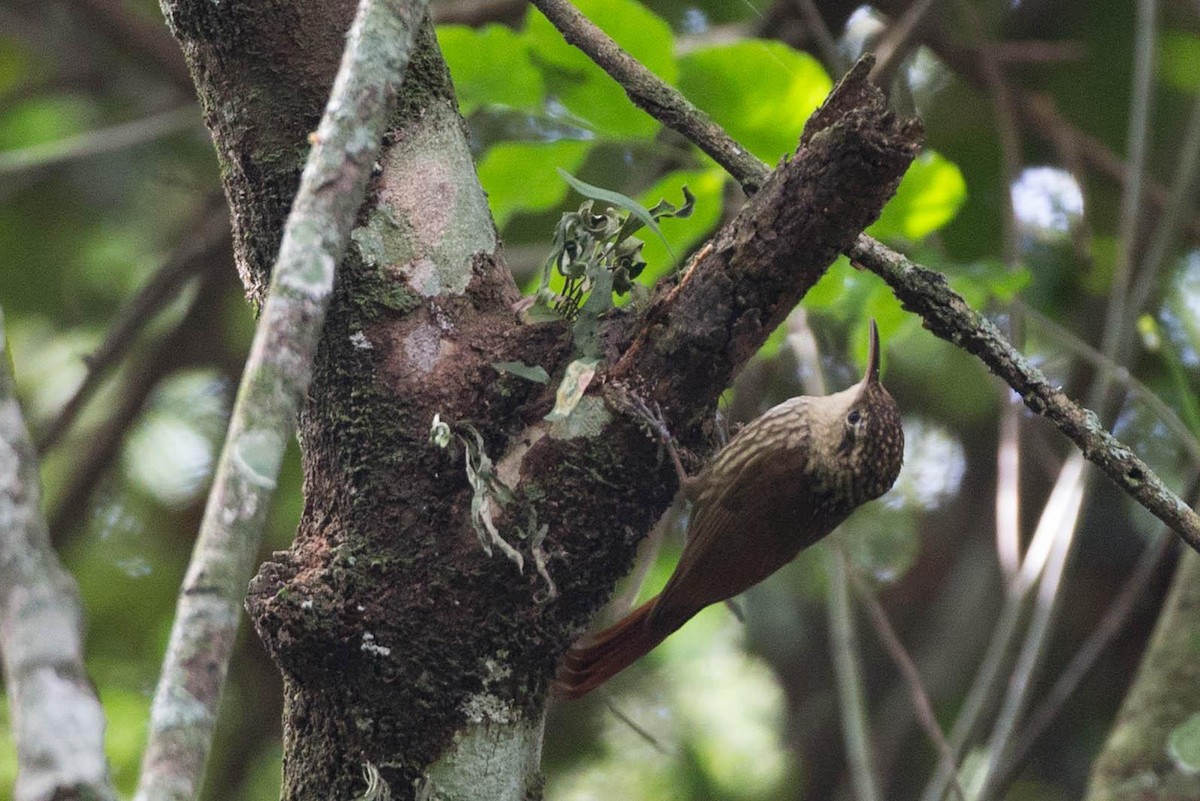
[157,1,919,796]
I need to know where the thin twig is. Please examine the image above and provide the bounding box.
[1094,0,1157,385]
[1125,85,1200,327]
[982,41,1086,65]
[826,548,882,801]
[870,0,944,86]
[602,695,673,755]
[849,236,1200,550]
[0,308,117,801]
[46,271,221,545]
[995,408,1022,581]
[848,563,966,801]
[69,0,194,90]
[608,514,673,622]
[993,526,1178,794]
[133,2,427,799]
[36,201,230,454]
[0,106,200,176]
[527,0,770,193]
[919,583,1029,801]
[975,453,1088,801]
[1015,301,1200,465]
[792,0,848,73]
[953,0,1026,585]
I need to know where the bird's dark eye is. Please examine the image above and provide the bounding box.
[847,409,861,425]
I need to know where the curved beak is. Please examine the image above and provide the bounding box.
[863,319,881,386]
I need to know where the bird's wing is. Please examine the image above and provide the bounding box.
[650,439,819,624]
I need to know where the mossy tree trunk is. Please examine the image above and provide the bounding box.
[157,2,919,797]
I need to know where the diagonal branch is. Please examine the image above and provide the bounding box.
[36,200,230,454]
[527,0,1200,553]
[132,1,427,799]
[0,308,117,801]
[609,57,920,412]
[848,238,1200,550]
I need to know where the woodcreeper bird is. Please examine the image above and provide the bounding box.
[556,320,904,699]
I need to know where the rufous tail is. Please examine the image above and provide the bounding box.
[554,597,681,700]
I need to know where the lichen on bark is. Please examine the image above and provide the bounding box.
[160,0,920,795]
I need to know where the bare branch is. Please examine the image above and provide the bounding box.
[526,0,1200,554]
[0,106,201,177]
[849,563,966,801]
[827,549,882,801]
[848,237,1200,550]
[0,309,116,801]
[36,201,230,454]
[528,0,771,193]
[133,1,428,798]
[870,0,945,86]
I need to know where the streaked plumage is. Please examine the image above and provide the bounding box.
[556,321,904,700]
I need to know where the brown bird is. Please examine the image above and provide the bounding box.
[556,320,904,699]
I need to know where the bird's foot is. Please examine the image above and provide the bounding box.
[606,387,692,490]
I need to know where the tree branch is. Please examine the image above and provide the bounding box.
[847,237,1200,550]
[528,0,771,192]
[609,57,920,412]
[36,200,229,454]
[133,1,427,798]
[0,308,116,801]
[526,0,1200,554]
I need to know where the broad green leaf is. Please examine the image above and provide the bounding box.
[524,0,675,138]
[437,25,544,114]
[1160,32,1200,92]
[477,139,591,227]
[635,167,726,289]
[679,41,831,163]
[870,150,967,240]
[802,256,873,321]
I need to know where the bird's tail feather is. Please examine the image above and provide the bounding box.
[554,597,677,700]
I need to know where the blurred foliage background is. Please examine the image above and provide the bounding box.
[1,0,1199,798]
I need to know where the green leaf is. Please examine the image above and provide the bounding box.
[1160,32,1200,92]
[634,168,726,290]
[870,150,967,240]
[803,256,874,320]
[557,168,670,254]
[679,41,831,163]
[491,361,550,384]
[437,25,544,114]
[523,0,675,138]
[477,140,591,228]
